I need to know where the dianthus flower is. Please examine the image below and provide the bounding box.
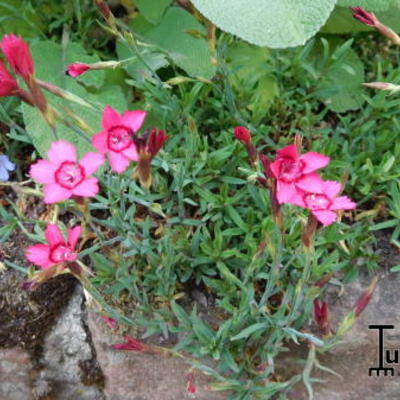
[25,223,81,269]
[292,180,356,226]
[92,105,146,173]
[30,140,104,204]
[270,144,330,204]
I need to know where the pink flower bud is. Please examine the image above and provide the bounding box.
[351,7,377,26]
[0,34,34,81]
[66,63,90,77]
[234,126,251,144]
[313,299,330,333]
[186,372,196,395]
[0,61,19,96]
[354,277,378,318]
[101,316,119,331]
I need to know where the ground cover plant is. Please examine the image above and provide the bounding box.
[1,1,400,399]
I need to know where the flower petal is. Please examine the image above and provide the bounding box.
[331,196,357,211]
[43,183,72,204]
[300,152,330,174]
[25,244,53,269]
[296,173,324,193]
[45,224,64,247]
[108,151,130,173]
[312,210,337,226]
[121,144,138,161]
[0,166,10,181]
[30,160,56,184]
[68,226,81,249]
[322,180,342,198]
[269,159,282,180]
[72,177,99,197]
[102,105,120,130]
[47,140,77,164]
[276,144,298,160]
[276,181,297,204]
[79,152,105,175]
[92,131,108,154]
[121,110,147,133]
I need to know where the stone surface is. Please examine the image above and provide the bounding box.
[33,286,105,400]
[288,266,400,400]
[0,348,33,400]
[88,312,226,400]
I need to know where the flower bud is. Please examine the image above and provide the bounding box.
[363,82,400,92]
[313,299,330,335]
[234,126,251,144]
[351,7,400,45]
[354,276,378,318]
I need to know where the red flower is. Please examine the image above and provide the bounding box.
[0,34,34,81]
[234,126,251,144]
[0,61,19,96]
[66,63,90,77]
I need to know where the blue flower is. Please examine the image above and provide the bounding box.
[0,154,15,181]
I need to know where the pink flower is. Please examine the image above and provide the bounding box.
[270,144,330,204]
[66,63,90,77]
[25,223,81,269]
[0,61,19,96]
[234,126,251,144]
[292,180,356,226]
[92,105,146,173]
[30,140,105,204]
[0,34,34,81]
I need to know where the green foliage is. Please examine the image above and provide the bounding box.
[304,39,365,112]
[226,42,279,123]
[128,6,216,79]
[191,0,336,48]
[22,40,127,157]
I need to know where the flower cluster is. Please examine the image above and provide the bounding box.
[234,128,356,227]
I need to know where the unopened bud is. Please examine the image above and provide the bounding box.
[363,82,400,92]
[354,276,378,318]
[351,6,400,45]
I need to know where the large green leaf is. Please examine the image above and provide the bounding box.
[190,0,337,48]
[337,0,397,11]
[134,0,172,24]
[130,7,216,79]
[22,41,127,157]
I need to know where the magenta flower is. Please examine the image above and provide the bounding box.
[270,144,330,204]
[292,180,356,226]
[0,34,34,81]
[0,61,19,96]
[92,105,146,173]
[30,140,104,204]
[25,223,81,269]
[66,63,90,77]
